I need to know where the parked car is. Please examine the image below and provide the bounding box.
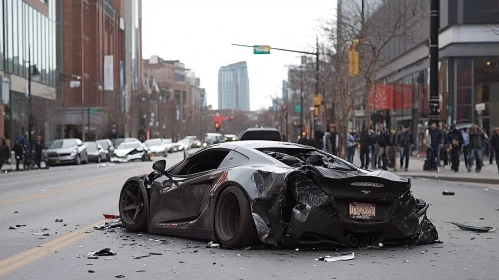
[238,127,282,141]
[202,133,223,147]
[84,141,107,163]
[110,141,148,163]
[144,138,168,157]
[97,139,115,161]
[224,134,238,142]
[45,138,89,166]
[183,136,201,148]
[162,139,176,153]
[177,139,192,151]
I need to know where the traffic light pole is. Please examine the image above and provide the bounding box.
[429,0,440,126]
[232,43,321,138]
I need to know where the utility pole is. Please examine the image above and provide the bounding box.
[300,67,304,135]
[429,0,440,126]
[28,46,32,148]
[314,36,320,140]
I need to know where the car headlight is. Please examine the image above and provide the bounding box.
[203,143,207,147]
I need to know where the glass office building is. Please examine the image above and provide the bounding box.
[1,0,57,144]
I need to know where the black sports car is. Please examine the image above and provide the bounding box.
[118,141,438,248]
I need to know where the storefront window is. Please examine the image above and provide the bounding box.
[455,58,473,124]
[474,57,499,134]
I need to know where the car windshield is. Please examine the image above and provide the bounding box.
[49,139,77,149]
[256,147,356,170]
[118,142,141,149]
[145,139,162,146]
[163,139,173,144]
[85,142,98,151]
[97,140,109,149]
[240,130,281,141]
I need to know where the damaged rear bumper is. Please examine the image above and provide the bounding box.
[250,171,438,248]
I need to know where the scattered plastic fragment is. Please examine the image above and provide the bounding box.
[88,270,95,273]
[450,222,496,233]
[206,241,219,248]
[87,256,98,259]
[316,252,355,262]
[442,190,455,195]
[133,255,150,259]
[89,248,116,257]
[379,243,383,247]
[38,245,44,247]
[401,259,410,263]
[55,219,63,222]
[103,214,119,219]
[14,211,18,213]
[8,226,17,230]
[136,270,146,272]
[149,252,162,255]
[33,232,50,236]
[115,275,125,278]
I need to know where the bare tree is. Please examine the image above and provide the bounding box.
[335,0,427,126]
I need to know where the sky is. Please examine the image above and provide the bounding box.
[142,0,336,111]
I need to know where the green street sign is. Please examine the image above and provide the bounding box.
[89,107,98,115]
[253,45,271,54]
[294,105,302,113]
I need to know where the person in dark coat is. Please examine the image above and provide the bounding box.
[468,124,485,173]
[13,138,24,171]
[34,136,44,169]
[490,127,499,173]
[489,129,496,165]
[369,129,377,169]
[377,124,391,171]
[396,125,413,171]
[428,122,443,172]
[447,124,464,172]
[359,127,370,169]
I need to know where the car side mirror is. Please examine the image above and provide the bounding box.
[153,160,166,172]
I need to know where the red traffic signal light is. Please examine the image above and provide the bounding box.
[215,122,220,129]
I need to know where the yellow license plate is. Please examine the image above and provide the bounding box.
[150,153,155,157]
[55,160,60,164]
[349,202,375,220]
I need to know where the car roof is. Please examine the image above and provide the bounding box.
[242,127,280,132]
[208,140,309,150]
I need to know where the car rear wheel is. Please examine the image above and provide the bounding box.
[214,186,257,248]
[119,182,147,232]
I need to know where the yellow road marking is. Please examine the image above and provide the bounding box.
[0,219,107,276]
[0,169,149,207]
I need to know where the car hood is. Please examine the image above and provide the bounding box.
[114,148,139,157]
[46,147,76,154]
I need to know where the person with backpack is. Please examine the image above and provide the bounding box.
[359,127,371,169]
[447,124,464,172]
[396,125,413,171]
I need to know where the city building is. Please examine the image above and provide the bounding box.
[55,0,127,141]
[143,56,206,140]
[124,0,143,138]
[341,0,499,155]
[0,0,57,147]
[281,80,289,100]
[218,61,250,111]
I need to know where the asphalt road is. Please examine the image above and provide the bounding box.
[0,155,498,280]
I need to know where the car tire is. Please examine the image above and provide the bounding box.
[119,182,147,232]
[214,186,257,248]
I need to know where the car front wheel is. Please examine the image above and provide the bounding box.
[214,186,257,248]
[119,182,147,232]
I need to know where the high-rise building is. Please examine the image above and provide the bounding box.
[0,0,57,147]
[218,61,250,111]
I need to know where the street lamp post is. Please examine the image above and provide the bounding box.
[27,44,40,148]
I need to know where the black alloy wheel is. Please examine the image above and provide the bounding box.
[119,183,147,232]
[214,186,257,248]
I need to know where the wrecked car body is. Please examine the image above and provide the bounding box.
[111,141,147,163]
[118,141,438,248]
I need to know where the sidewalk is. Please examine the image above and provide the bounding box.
[352,154,499,184]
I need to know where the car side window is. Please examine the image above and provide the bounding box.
[176,149,230,175]
[217,151,249,170]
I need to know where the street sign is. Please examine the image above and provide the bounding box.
[475,103,485,112]
[253,45,271,54]
[89,107,98,115]
[294,105,302,113]
[313,94,322,106]
[70,80,81,88]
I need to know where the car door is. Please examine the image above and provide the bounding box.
[149,148,231,223]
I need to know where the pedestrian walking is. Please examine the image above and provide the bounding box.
[396,125,413,171]
[461,128,469,168]
[467,124,485,173]
[13,137,23,171]
[34,136,44,169]
[377,124,391,171]
[490,127,499,173]
[359,127,370,169]
[441,125,450,169]
[369,129,377,169]
[490,129,496,165]
[428,122,443,172]
[447,124,464,172]
[346,129,356,163]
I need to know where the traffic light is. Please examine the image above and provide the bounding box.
[215,122,220,131]
[348,41,359,77]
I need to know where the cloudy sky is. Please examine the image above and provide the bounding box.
[142,0,336,111]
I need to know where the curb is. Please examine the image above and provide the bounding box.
[401,174,499,184]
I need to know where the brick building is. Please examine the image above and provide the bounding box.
[55,0,132,141]
[142,55,206,140]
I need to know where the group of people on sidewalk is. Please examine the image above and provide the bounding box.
[427,122,499,173]
[346,124,394,171]
[0,134,45,172]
